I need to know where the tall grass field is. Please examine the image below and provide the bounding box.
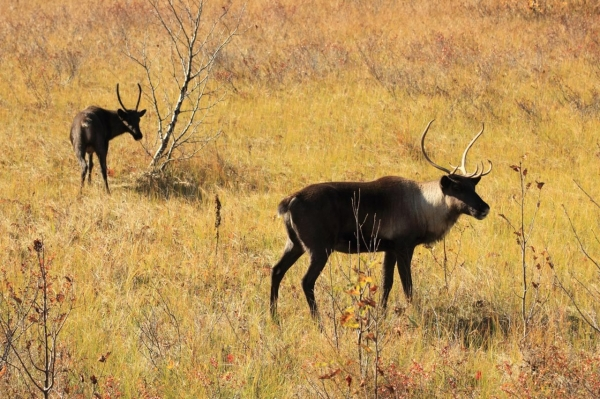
[0,0,599,397]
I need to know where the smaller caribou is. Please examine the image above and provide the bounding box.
[270,120,492,320]
[70,84,146,193]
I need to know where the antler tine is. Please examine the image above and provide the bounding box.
[420,119,453,175]
[449,122,487,176]
[135,83,142,111]
[459,122,484,174]
[460,163,481,178]
[479,160,493,177]
[116,83,127,110]
[460,159,493,178]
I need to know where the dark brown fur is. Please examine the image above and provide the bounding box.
[70,84,146,193]
[271,174,490,319]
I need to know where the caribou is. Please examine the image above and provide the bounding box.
[70,83,146,193]
[270,120,492,320]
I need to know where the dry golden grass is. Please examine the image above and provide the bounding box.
[0,0,599,397]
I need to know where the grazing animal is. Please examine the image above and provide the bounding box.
[70,84,146,193]
[270,120,492,319]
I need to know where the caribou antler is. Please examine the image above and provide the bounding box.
[116,83,127,110]
[420,120,453,175]
[450,123,492,178]
[115,83,143,111]
[135,83,142,111]
[420,119,492,178]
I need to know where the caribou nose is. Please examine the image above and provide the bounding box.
[478,204,490,219]
[481,207,489,218]
[471,203,490,220]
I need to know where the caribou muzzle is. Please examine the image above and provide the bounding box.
[470,203,490,220]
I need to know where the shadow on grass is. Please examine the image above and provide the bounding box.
[422,300,511,349]
[421,299,597,350]
[134,170,203,201]
[132,153,266,201]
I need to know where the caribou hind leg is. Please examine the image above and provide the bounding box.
[301,250,331,320]
[270,238,305,319]
[74,149,88,192]
[87,153,93,185]
[97,150,111,194]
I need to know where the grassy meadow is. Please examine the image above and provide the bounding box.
[1,0,600,397]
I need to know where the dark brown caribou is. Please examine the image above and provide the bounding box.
[70,84,146,193]
[270,120,492,319]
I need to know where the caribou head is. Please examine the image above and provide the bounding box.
[420,119,492,220]
[116,83,146,141]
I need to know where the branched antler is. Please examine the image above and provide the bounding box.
[420,119,492,178]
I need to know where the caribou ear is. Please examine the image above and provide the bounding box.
[440,175,452,190]
[471,176,482,185]
[138,109,146,117]
[117,109,127,119]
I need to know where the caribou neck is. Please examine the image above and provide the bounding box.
[415,180,461,244]
[107,110,132,140]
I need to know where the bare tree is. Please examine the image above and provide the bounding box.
[557,182,600,335]
[125,0,242,172]
[0,239,74,398]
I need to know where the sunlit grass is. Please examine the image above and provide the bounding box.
[0,0,599,397]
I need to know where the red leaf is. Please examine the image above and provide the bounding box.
[319,368,341,380]
[98,352,111,363]
[359,298,377,308]
[345,375,352,387]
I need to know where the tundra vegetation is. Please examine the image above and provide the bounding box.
[0,0,599,397]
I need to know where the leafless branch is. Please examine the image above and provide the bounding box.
[555,276,600,334]
[562,205,600,273]
[558,205,600,335]
[574,179,600,210]
[125,0,243,172]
